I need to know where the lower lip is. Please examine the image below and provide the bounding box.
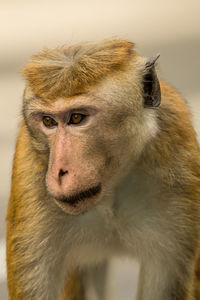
[56,183,102,206]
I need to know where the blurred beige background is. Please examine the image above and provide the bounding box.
[0,0,200,299]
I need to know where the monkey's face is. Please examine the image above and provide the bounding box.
[21,39,160,215]
[24,91,145,215]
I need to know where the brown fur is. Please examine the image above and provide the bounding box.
[22,39,135,99]
[139,82,200,299]
[7,39,200,300]
[60,271,83,300]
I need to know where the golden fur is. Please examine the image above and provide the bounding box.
[22,39,135,99]
[7,39,200,300]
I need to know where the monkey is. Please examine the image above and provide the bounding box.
[6,39,200,300]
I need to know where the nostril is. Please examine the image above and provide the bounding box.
[59,169,68,177]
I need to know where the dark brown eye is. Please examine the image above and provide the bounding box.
[42,116,57,128]
[68,113,86,125]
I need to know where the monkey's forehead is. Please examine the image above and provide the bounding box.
[21,39,137,100]
[23,59,142,111]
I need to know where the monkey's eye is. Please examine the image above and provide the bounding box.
[42,116,57,128]
[68,113,86,125]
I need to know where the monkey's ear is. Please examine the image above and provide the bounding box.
[143,54,161,108]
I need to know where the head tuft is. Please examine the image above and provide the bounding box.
[22,39,135,99]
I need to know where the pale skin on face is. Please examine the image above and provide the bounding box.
[29,95,131,215]
[33,97,104,215]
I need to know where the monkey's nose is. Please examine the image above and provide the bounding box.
[58,169,68,185]
[59,169,68,178]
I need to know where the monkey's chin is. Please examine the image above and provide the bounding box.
[54,183,102,215]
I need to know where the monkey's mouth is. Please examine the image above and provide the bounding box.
[55,183,102,206]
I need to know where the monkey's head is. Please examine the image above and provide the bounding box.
[22,39,160,215]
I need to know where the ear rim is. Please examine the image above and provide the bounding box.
[143,54,161,108]
[145,53,160,68]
